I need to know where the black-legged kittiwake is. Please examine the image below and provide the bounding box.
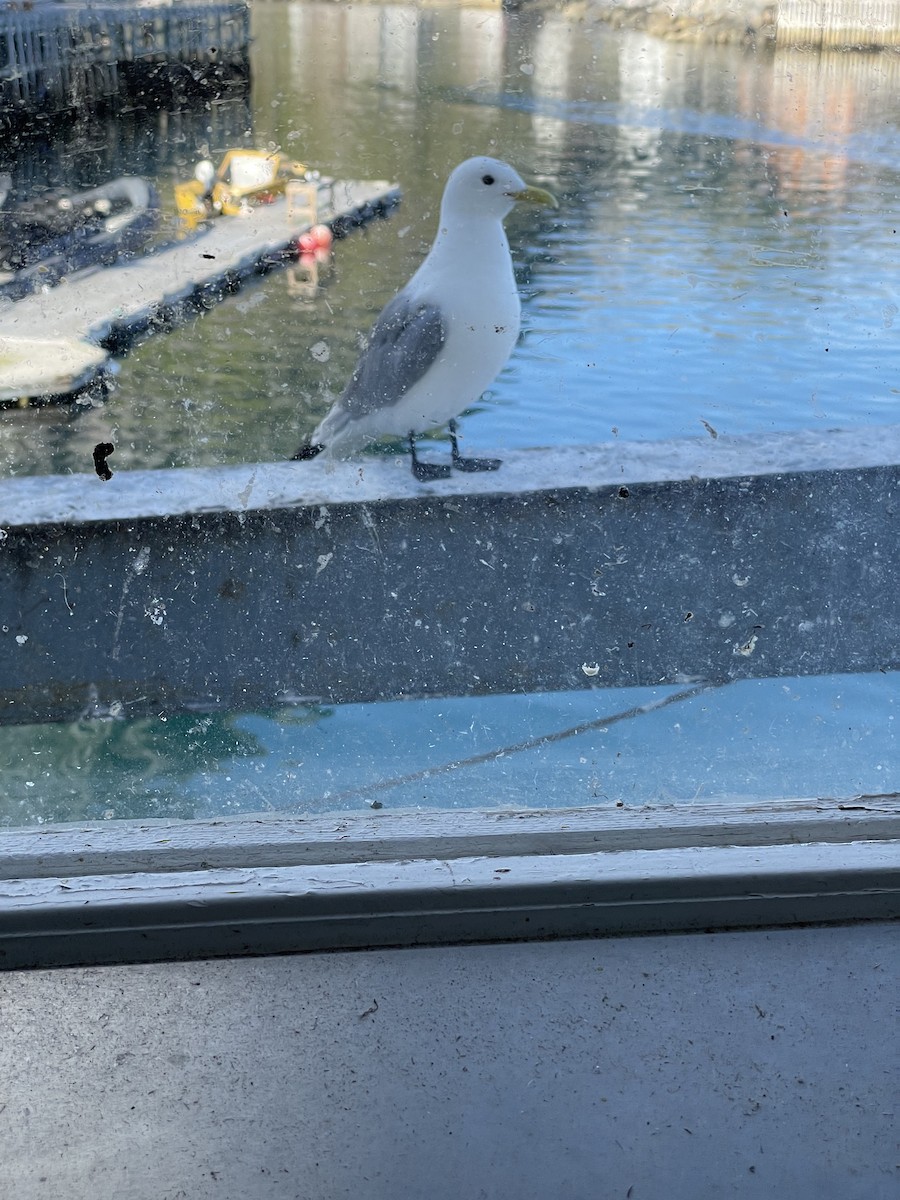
[292,156,557,480]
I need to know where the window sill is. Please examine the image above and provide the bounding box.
[2,796,897,970]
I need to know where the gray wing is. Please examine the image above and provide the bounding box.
[339,292,446,418]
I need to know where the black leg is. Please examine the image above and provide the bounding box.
[409,432,451,481]
[449,419,501,473]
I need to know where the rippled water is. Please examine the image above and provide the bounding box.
[1,3,898,824]
[2,3,898,474]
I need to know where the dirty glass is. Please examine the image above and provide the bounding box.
[1,1,897,827]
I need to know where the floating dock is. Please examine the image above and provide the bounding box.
[0,177,400,402]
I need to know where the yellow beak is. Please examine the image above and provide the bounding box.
[511,184,559,209]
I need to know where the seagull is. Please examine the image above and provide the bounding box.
[292,156,557,480]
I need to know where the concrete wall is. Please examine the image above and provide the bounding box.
[1,923,896,1199]
[2,428,899,725]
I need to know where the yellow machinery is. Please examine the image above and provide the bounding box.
[175,151,309,229]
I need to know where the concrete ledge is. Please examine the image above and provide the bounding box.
[1,425,898,724]
[0,924,895,1197]
[2,422,899,526]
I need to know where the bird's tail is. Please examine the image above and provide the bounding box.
[291,441,324,461]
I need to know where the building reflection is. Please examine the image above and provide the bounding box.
[615,32,671,180]
[759,47,900,207]
[237,2,900,216]
[456,7,505,90]
[527,14,573,163]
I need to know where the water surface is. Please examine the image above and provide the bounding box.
[2,3,898,473]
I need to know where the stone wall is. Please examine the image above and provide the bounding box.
[572,1,899,48]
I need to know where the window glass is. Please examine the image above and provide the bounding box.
[1,2,897,827]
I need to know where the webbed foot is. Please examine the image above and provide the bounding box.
[409,433,452,481]
[449,419,501,472]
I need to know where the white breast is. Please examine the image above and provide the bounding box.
[375,220,522,437]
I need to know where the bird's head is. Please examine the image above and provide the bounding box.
[441,156,558,221]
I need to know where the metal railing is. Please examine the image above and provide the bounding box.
[1,1,250,116]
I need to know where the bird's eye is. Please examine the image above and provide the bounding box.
[481,174,495,186]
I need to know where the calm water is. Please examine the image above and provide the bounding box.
[1,3,898,823]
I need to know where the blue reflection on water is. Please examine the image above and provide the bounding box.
[210,672,899,816]
[2,673,894,825]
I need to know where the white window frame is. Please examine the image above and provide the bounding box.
[2,797,898,969]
